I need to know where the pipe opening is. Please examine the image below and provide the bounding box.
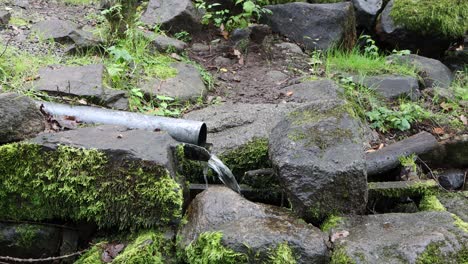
[198,123,207,146]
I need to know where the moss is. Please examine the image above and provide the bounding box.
[320,215,343,232]
[9,17,29,26]
[266,242,297,264]
[184,232,248,264]
[174,144,207,183]
[368,180,438,199]
[415,243,446,264]
[287,103,354,125]
[221,138,270,178]
[14,224,39,248]
[74,242,105,264]
[419,195,446,212]
[452,214,468,233]
[390,0,468,38]
[330,247,356,264]
[456,245,468,264]
[0,143,183,230]
[289,127,353,150]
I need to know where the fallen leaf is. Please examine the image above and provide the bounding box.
[365,149,376,153]
[330,230,349,242]
[238,56,244,65]
[433,127,445,135]
[220,68,228,73]
[286,91,293,96]
[233,49,242,58]
[460,115,467,125]
[78,99,87,105]
[440,102,452,111]
[378,143,384,150]
[220,24,229,40]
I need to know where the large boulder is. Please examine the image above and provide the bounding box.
[269,99,368,222]
[352,0,383,30]
[387,54,453,89]
[141,62,206,103]
[359,74,420,100]
[330,212,468,263]
[141,0,202,34]
[0,125,184,230]
[281,79,343,103]
[375,0,453,58]
[263,2,356,51]
[32,19,79,43]
[35,64,128,110]
[0,93,45,144]
[438,192,468,222]
[178,186,330,263]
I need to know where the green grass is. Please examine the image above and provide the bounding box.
[9,17,29,26]
[325,47,417,77]
[62,0,96,5]
[391,0,468,38]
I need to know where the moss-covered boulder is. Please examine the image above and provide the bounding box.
[330,211,468,263]
[269,99,368,223]
[0,125,184,230]
[178,187,329,263]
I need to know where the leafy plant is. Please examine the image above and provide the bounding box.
[174,31,192,43]
[366,102,431,132]
[399,154,417,172]
[360,35,379,57]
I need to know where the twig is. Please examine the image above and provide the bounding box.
[0,35,13,59]
[0,249,87,263]
[417,156,448,192]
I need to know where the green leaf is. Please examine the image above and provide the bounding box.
[243,1,256,14]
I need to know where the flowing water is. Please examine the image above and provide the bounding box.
[203,154,241,193]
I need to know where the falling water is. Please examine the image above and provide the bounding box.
[203,154,241,194]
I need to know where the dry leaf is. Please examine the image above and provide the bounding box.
[233,49,242,58]
[365,149,376,153]
[378,143,384,150]
[330,230,349,242]
[433,127,445,135]
[460,115,467,125]
[238,56,244,65]
[220,68,228,73]
[286,91,294,96]
[220,24,229,39]
[440,102,452,111]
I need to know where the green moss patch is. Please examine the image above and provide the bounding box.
[391,0,468,38]
[320,215,343,232]
[184,232,248,264]
[419,195,446,212]
[415,242,446,264]
[267,242,297,264]
[368,180,438,199]
[220,138,270,178]
[14,224,39,248]
[0,143,183,230]
[330,247,356,264]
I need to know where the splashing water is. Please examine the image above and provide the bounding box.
[203,154,241,193]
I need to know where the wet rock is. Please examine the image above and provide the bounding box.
[179,186,329,263]
[141,62,206,103]
[32,19,78,43]
[184,102,301,155]
[269,100,367,222]
[387,54,453,89]
[437,169,465,191]
[274,42,303,54]
[366,131,438,178]
[263,2,356,51]
[425,134,468,168]
[438,192,468,222]
[141,0,202,34]
[35,64,128,110]
[282,79,343,103]
[0,222,78,258]
[0,11,11,27]
[359,74,420,100]
[376,0,452,58]
[332,211,468,263]
[352,0,382,30]
[0,93,45,144]
[150,35,187,53]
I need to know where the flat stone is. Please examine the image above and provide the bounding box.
[0,11,11,27]
[0,93,45,144]
[269,99,368,222]
[179,186,330,263]
[438,192,468,222]
[35,64,128,110]
[141,0,202,34]
[141,62,206,103]
[263,70,288,83]
[32,19,78,43]
[281,79,343,102]
[150,34,187,53]
[332,211,468,263]
[274,42,303,54]
[263,2,356,50]
[359,75,420,100]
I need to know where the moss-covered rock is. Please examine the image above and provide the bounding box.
[368,180,438,199]
[0,138,183,230]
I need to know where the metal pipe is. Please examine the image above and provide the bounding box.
[38,101,207,146]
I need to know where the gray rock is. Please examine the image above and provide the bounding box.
[0,11,11,27]
[150,35,187,53]
[213,56,234,66]
[332,212,468,263]
[0,222,78,258]
[179,186,329,263]
[359,75,420,100]
[35,64,128,110]
[376,0,452,57]
[141,62,206,103]
[0,93,45,144]
[249,24,271,44]
[32,19,78,43]
[269,100,367,222]
[263,70,288,83]
[281,79,343,102]
[141,0,202,34]
[438,192,468,222]
[191,43,210,52]
[437,169,465,190]
[13,0,29,8]
[66,29,102,54]
[425,134,468,168]
[387,54,453,88]
[352,0,382,29]
[263,2,356,51]
[274,42,303,54]
[184,102,302,155]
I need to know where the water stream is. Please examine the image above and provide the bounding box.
[203,154,241,193]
